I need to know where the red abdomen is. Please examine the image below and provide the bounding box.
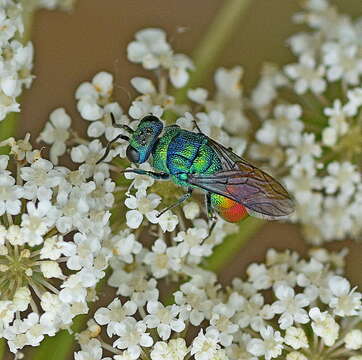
[210,193,248,222]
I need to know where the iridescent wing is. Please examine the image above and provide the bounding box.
[188,137,294,219]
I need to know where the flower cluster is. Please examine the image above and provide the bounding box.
[0,134,111,353]
[1,28,247,354]
[0,0,77,121]
[127,28,194,88]
[249,0,362,243]
[75,248,362,360]
[0,0,33,120]
[1,10,361,357]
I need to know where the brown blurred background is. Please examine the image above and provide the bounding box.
[7,0,362,357]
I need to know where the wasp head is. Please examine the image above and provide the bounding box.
[126,115,163,164]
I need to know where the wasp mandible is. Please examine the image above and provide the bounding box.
[98,114,294,224]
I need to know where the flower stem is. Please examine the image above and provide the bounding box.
[0,339,5,360]
[203,217,265,272]
[174,0,251,105]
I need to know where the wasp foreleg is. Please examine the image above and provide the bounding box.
[121,169,170,180]
[156,187,193,218]
[205,192,217,221]
[97,133,130,164]
[205,192,217,237]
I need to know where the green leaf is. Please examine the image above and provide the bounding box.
[29,315,87,360]
[203,217,265,272]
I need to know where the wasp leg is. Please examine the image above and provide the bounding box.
[157,188,193,217]
[205,192,216,220]
[97,133,130,164]
[205,192,217,237]
[193,119,202,133]
[109,112,134,134]
[121,169,170,180]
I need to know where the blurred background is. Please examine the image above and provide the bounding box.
[6,0,362,357]
[20,0,362,285]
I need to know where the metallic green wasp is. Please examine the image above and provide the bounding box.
[98,114,294,223]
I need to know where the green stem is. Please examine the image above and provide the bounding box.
[203,217,265,271]
[0,112,18,154]
[0,339,4,360]
[174,0,251,105]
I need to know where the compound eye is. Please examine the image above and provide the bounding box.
[126,145,140,163]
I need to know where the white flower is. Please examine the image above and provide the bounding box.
[94,298,137,337]
[127,28,171,69]
[210,303,238,346]
[174,282,213,326]
[131,77,156,94]
[328,276,362,317]
[196,110,228,144]
[144,239,180,278]
[309,307,340,346]
[286,351,308,360]
[128,98,163,120]
[323,162,360,198]
[107,230,142,264]
[344,330,362,350]
[191,328,221,360]
[322,126,338,146]
[108,264,159,307]
[284,163,321,205]
[157,210,179,232]
[236,293,275,332]
[183,201,200,220]
[324,99,349,137]
[21,158,62,201]
[323,43,362,85]
[169,54,193,88]
[0,174,23,215]
[70,140,108,177]
[113,318,153,359]
[176,112,195,130]
[38,108,71,164]
[214,66,243,98]
[150,339,187,360]
[125,190,161,229]
[286,133,321,166]
[74,338,103,360]
[271,284,310,329]
[145,301,185,340]
[285,54,326,94]
[20,201,57,246]
[12,287,31,312]
[124,163,155,190]
[343,87,362,116]
[284,327,309,350]
[40,261,63,279]
[175,227,210,259]
[76,72,113,121]
[256,104,303,147]
[247,326,284,360]
[188,88,208,104]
